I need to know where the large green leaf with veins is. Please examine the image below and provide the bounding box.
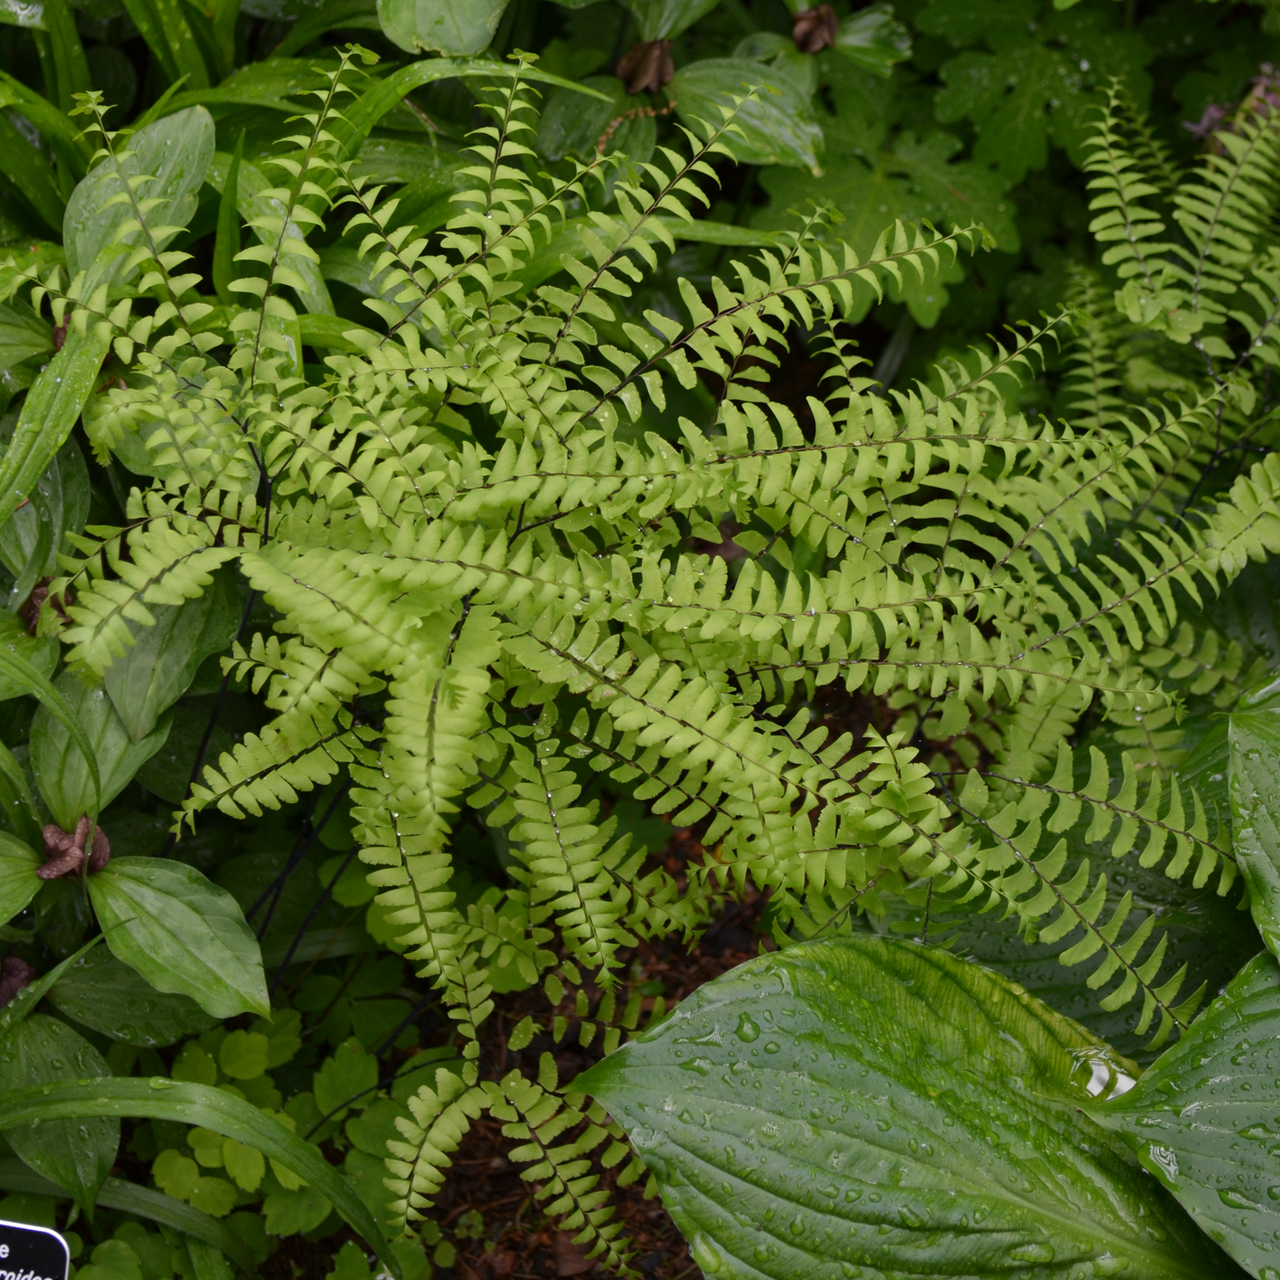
[1089,953,1280,1280]
[578,936,1232,1280]
[1230,687,1280,957]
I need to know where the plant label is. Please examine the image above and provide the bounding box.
[0,1218,69,1280]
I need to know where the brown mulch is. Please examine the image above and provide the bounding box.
[425,833,773,1280]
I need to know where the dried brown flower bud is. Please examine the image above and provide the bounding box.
[88,824,111,872]
[18,577,72,634]
[37,816,108,878]
[0,956,35,1009]
[793,4,839,53]
[617,39,674,95]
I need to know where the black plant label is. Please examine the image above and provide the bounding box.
[0,1219,69,1280]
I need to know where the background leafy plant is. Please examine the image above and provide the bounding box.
[7,1,1280,1279]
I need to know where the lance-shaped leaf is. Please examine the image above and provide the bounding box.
[0,1076,400,1277]
[0,649,101,811]
[1088,953,1280,1280]
[49,945,216,1047]
[63,105,214,294]
[0,1013,119,1214]
[31,673,170,828]
[0,937,103,1043]
[87,857,269,1019]
[622,0,718,41]
[0,328,108,525]
[0,832,40,927]
[578,937,1230,1280]
[102,569,241,742]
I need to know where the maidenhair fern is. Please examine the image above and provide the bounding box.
[9,49,1280,1269]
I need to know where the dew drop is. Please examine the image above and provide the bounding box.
[735,1013,760,1043]
[1009,1243,1055,1264]
[1218,1188,1259,1210]
[690,1234,724,1274]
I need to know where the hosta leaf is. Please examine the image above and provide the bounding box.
[672,59,824,173]
[578,936,1228,1280]
[1229,691,1280,957]
[49,945,217,1047]
[1088,953,1280,1280]
[30,673,170,828]
[856,858,1258,1064]
[87,857,269,1019]
[0,1013,119,1213]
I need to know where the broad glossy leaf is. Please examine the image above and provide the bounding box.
[0,610,57,701]
[0,1076,399,1277]
[49,945,216,1046]
[579,936,1227,1280]
[31,673,170,828]
[376,0,507,54]
[1088,953,1280,1280]
[102,570,241,742]
[0,1013,118,1213]
[622,0,717,40]
[1230,695,1280,956]
[87,856,269,1019]
[63,105,213,294]
[671,59,823,173]
[856,855,1258,1064]
[0,831,40,927]
[0,327,108,524]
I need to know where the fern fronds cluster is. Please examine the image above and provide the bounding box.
[18,52,1280,1264]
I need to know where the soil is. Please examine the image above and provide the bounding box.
[424,833,773,1280]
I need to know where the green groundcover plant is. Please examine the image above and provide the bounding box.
[10,2,1280,1279]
